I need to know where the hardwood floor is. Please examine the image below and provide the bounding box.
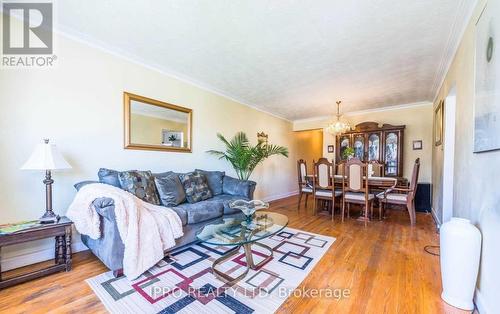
[0,196,472,313]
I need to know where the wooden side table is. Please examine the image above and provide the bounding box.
[0,216,73,289]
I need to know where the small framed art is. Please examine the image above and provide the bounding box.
[412,140,423,150]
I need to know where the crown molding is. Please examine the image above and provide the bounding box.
[293,101,432,124]
[430,0,478,102]
[49,25,292,123]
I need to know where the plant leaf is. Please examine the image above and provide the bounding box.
[207,132,288,180]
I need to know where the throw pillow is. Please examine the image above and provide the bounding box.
[118,170,160,205]
[154,174,186,207]
[153,171,173,179]
[195,169,225,195]
[179,172,213,203]
[222,175,256,198]
[97,168,122,188]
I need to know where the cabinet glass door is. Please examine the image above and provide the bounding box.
[353,134,365,160]
[385,132,399,176]
[339,135,351,160]
[368,133,381,161]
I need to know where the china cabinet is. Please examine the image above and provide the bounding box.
[335,122,405,177]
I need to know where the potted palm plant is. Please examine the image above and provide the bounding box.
[207,132,289,180]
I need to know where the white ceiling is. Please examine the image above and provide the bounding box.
[56,0,476,121]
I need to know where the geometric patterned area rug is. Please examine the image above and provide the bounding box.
[87,227,335,314]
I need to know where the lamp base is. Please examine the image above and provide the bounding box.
[39,210,60,224]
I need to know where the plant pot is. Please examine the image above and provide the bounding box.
[440,217,482,310]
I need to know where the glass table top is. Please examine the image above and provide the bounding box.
[195,211,289,246]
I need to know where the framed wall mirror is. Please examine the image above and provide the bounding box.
[124,92,192,152]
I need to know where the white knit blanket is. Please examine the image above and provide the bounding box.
[66,183,183,279]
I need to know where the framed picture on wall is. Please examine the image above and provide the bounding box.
[474,0,500,153]
[327,145,334,153]
[434,100,443,146]
[413,140,423,150]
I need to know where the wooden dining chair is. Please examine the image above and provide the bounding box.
[336,161,345,176]
[377,158,420,225]
[367,160,385,210]
[342,158,375,222]
[297,159,313,210]
[368,160,384,177]
[313,158,342,221]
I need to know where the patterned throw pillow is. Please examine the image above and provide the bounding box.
[179,172,213,203]
[195,169,225,196]
[118,170,160,205]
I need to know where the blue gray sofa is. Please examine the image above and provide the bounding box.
[74,168,256,276]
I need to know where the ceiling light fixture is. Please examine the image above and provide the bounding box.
[326,101,351,135]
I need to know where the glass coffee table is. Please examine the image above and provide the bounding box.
[196,211,288,284]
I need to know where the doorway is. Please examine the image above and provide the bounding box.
[294,129,324,173]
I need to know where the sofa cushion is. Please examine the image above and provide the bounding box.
[211,194,250,215]
[154,174,186,206]
[195,169,225,196]
[175,199,224,224]
[98,168,122,188]
[179,172,213,203]
[118,170,160,205]
[153,171,183,179]
[153,171,173,179]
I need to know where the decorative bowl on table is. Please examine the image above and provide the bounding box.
[229,199,269,224]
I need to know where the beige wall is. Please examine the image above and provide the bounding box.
[130,113,188,146]
[293,129,324,173]
[432,1,499,311]
[0,15,298,270]
[293,104,433,182]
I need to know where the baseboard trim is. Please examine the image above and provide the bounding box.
[263,190,299,203]
[1,241,88,272]
[474,289,489,314]
[431,207,442,229]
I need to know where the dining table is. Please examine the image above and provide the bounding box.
[304,174,399,221]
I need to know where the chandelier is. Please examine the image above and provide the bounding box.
[326,101,351,135]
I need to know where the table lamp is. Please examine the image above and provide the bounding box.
[21,139,72,223]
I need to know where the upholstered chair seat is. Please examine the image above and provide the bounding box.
[301,187,313,193]
[345,192,375,201]
[315,189,342,197]
[377,193,407,202]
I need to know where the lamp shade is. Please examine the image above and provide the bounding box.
[21,139,72,170]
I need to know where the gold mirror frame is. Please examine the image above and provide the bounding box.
[124,92,192,152]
